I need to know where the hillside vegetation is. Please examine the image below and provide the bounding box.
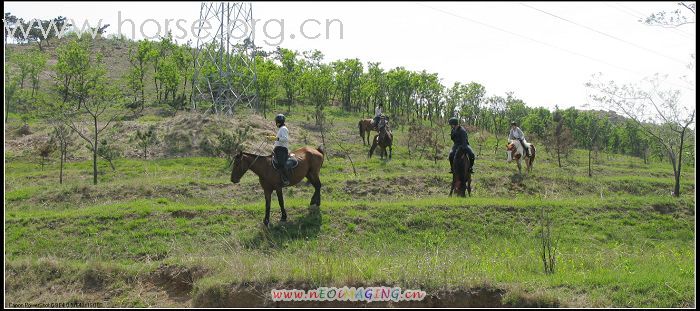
[3,33,696,307]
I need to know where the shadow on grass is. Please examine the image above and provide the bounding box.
[242,205,322,250]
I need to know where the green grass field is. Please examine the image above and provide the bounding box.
[4,107,696,307]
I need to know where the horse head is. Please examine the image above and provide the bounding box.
[230,151,247,183]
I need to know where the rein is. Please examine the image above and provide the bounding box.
[244,140,268,172]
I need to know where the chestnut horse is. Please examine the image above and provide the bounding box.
[450,151,472,197]
[506,140,536,175]
[230,145,325,227]
[369,118,392,159]
[358,119,377,145]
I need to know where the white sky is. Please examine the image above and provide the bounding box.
[4,1,696,111]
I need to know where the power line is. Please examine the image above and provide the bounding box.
[520,3,689,65]
[416,2,694,91]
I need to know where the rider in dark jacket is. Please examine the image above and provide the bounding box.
[448,117,475,174]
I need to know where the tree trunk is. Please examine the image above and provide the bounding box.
[93,117,98,185]
[59,148,64,184]
[674,130,685,197]
[556,145,562,168]
[588,146,592,177]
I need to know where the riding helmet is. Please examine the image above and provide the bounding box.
[275,114,286,124]
[511,121,517,126]
[448,117,459,126]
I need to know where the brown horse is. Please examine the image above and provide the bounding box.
[358,119,376,145]
[230,145,325,227]
[369,118,392,159]
[506,140,536,175]
[450,151,472,197]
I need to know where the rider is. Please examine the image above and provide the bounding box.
[373,104,383,130]
[448,117,475,174]
[509,121,529,157]
[269,114,290,186]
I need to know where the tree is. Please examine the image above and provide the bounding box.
[641,2,695,28]
[126,40,153,112]
[545,107,575,168]
[255,54,280,118]
[37,136,56,170]
[59,44,123,185]
[97,138,121,171]
[51,123,75,184]
[276,47,301,112]
[332,58,363,112]
[55,39,91,108]
[27,50,48,98]
[4,13,19,46]
[131,125,158,160]
[488,95,508,155]
[587,74,695,196]
[574,112,606,177]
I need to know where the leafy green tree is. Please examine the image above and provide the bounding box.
[126,40,153,112]
[59,45,123,185]
[332,58,363,112]
[276,47,301,111]
[255,55,280,118]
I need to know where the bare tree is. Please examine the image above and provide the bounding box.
[587,74,695,196]
[488,95,507,155]
[51,123,75,184]
[641,2,696,28]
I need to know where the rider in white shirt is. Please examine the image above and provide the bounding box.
[508,121,529,157]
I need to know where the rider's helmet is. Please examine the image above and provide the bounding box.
[448,117,459,126]
[511,121,517,126]
[275,114,286,125]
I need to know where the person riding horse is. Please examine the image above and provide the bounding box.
[268,114,290,186]
[509,121,530,157]
[373,104,383,130]
[448,117,476,174]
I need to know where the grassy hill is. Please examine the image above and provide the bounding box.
[4,102,695,307]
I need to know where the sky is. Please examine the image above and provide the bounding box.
[4,1,696,112]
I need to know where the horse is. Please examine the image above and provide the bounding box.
[449,150,472,197]
[506,139,536,175]
[369,118,392,159]
[358,119,376,145]
[230,145,325,227]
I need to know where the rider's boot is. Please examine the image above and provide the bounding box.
[280,169,290,187]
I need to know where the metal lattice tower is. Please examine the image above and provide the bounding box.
[191,2,258,115]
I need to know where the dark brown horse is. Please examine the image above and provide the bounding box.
[450,151,472,197]
[369,118,392,159]
[506,140,536,175]
[230,146,325,226]
[358,119,376,145]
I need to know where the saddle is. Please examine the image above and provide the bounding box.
[272,153,299,170]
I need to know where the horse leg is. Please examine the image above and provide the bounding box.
[369,139,377,158]
[517,159,522,175]
[263,189,272,227]
[389,145,392,159]
[307,173,322,206]
[276,188,287,222]
[467,179,472,197]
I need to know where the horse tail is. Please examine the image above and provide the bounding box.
[529,144,536,168]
